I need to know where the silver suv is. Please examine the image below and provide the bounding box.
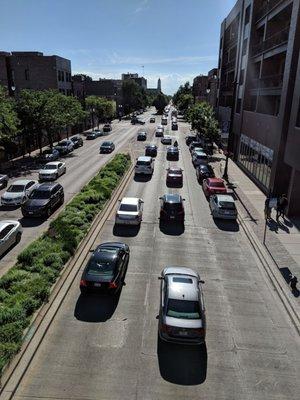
[158,267,206,344]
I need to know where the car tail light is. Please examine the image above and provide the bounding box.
[194,327,205,336]
[109,282,117,289]
[161,323,172,334]
[80,279,87,287]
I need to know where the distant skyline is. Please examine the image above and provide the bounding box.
[0,0,236,94]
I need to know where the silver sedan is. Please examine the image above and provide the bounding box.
[0,220,22,257]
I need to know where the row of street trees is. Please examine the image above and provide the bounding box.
[173,81,220,144]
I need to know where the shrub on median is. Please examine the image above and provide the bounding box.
[0,153,131,374]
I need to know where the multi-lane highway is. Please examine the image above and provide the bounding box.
[4,112,300,400]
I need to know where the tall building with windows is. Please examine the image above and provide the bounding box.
[0,51,72,96]
[217,0,300,215]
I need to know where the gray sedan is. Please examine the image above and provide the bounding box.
[158,266,206,344]
[0,220,22,257]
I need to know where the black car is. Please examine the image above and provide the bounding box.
[196,164,215,183]
[0,175,8,189]
[80,242,130,295]
[70,136,83,148]
[100,141,115,153]
[103,124,112,132]
[86,130,102,140]
[150,117,155,123]
[145,144,157,157]
[131,117,145,125]
[166,146,179,161]
[159,194,185,224]
[185,135,197,146]
[137,131,147,141]
[171,122,178,130]
[21,182,64,218]
[189,141,203,153]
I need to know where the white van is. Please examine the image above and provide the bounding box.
[135,156,154,175]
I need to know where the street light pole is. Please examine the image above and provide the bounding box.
[222,79,238,181]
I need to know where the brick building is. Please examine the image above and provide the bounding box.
[192,75,208,102]
[122,73,147,89]
[217,0,300,215]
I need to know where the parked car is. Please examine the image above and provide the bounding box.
[40,148,60,162]
[115,197,144,225]
[145,144,157,157]
[171,121,178,130]
[155,128,164,137]
[209,194,237,220]
[70,136,83,148]
[0,175,8,189]
[0,220,22,257]
[166,146,179,161]
[135,156,154,175]
[1,180,38,206]
[185,135,197,146]
[189,141,203,153]
[80,242,130,295]
[86,130,102,140]
[202,178,227,197]
[150,117,155,123]
[161,136,172,145]
[137,131,147,141]
[38,161,66,181]
[191,146,204,155]
[159,194,185,224]
[100,141,115,153]
[196,164,215,183]
[103,123,112,132]
[166,167,183,187]
[131,117,145,125]
[158,267,206,344]
[192,150,208,166]
[54,140,74,155]
[21,182,64,218]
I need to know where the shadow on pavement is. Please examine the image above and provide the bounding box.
[0,205,20,212]
[19,217,45,228]
[133,174,152,183]
[74,292,121,322]
[159,221,185,236]
[113,224,140,237]
[213,218,240,232]
[157,337,207,385]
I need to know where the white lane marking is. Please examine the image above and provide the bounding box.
[144,280,150,307]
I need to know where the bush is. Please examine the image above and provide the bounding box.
[0,153,131,375]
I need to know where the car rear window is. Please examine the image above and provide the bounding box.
[219,201,236,210]
[172,277,193,284]
[167,299,201,319]
[136,160,151,166]
[43,165,57,170]
[86,258,115,278]
[119,204,138,212]
[102,142,111,146]
[211,182,224,187]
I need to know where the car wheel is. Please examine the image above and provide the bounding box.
[16,232,22,244]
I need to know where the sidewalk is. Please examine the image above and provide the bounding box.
[215,155,300,302]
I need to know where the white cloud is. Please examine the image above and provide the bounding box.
[133,0,149,14]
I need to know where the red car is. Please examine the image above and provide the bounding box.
[166,167,183,187]
[202,178,227,197]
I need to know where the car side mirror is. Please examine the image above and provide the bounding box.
[199,280,205,284]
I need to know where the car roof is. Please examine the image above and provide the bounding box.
[102,141,113,145]
[163,267,200,301]
[208,178,224,184]
[167,146,178,151]
[164,135,171,138]
[215,194,235,202]
[120,197,140,205]
[11,179,35,186]
[0,220,18,229]
[137,156,152,161]
[138,131,146,134]
[163,193,182,203]
[45,161,61,166]
[168,167,182,172]
[146,144,157,148]
[36,182,60,191]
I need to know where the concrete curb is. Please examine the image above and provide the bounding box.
[0,159,135,399]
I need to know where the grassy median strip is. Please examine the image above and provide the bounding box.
[0,153,131,374]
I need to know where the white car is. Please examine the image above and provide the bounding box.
[157,124,164,132]
[39,162,66,181]
[1,179,38,206]
[161,136,172,145]
[192,150,208,166]
[115,197,144,225]
[0,220,22,257]
[135,156,154,175]
[209,194,237,220]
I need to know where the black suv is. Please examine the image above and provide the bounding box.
[70,136,83,148]
[100,141,115,153]
[159,194,185,224]
[137,131,147,141]
[21,182,64,218]
[196,164,215,183]
[166,146,179,161]
[145,144,157,157]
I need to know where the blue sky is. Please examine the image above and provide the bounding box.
[0,0,236,94]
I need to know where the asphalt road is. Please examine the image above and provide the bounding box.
[0,110,153,276]
[11,114,300,399]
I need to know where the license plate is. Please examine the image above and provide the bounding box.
[170,216,175,219]
[179,330,188,336]
[94,283,101,287]
[28,211,33,215]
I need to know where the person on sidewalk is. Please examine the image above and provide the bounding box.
[264,197,271,221]
[289,274,298,292]
[276,194,288,221]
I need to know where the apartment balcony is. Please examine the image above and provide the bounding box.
[254,0,285,22]
[251,26,289,56]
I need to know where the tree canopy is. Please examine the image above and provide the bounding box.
[0,86,19,142]
[172,82,192,106]
[153,93,168,114]
[186,101,220,143]
[85,96,116,126]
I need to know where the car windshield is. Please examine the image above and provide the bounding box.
[7,184,25,193]
[167,299,201,319]
[43,165,57,170]
[29,190,51,199]
[211,182,224,188]
[86,257,115,278]
[219,201,236,210]
[119,204,138,212]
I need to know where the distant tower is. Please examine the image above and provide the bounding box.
[157,77,161,92]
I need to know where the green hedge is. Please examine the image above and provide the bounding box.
[0,153,131,374]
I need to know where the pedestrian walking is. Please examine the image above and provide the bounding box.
[276,194,288,221]
[289,274,298,292]
[264,197,271,221]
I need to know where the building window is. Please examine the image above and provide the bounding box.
[236,98,241,114]
[25,69,30,81]
[239,70,245,85]
[245,5,251,25]
[242,38,248,56]
[61,71,65,82]
[296,100,300,127]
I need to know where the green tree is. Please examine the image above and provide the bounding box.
[186,101,220,143]
[177,93,194,116]
[122,80,145,114]
[0,86,19,142]
[172,81,192,106]
[85,96,116,127]
[153,93,168,114]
